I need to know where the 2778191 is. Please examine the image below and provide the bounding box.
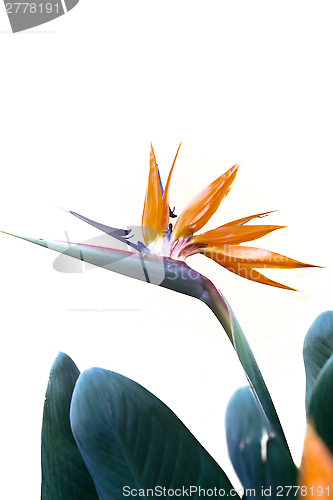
[274,486,330,496]
[5,3,59,14]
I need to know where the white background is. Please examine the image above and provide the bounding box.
[0,1,332,497]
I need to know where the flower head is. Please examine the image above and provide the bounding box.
[6,144,315,293]
[139,143,316,290]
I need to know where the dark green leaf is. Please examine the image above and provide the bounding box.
[225,386,297,498]
[41,352,99,500]
[308,353,333,456]
[303,311,333,414]
[70,368,238,500]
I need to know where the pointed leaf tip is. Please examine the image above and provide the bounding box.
[41,353,99,499]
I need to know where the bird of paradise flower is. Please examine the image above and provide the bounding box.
[68,143,315,291]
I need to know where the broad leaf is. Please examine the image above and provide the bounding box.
[303,311,333,414]
[308,353,333,456]
[41,352,99,500]
[225,386,297,497]
[70,368,238,500]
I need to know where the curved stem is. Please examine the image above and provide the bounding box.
[200,275,292,458]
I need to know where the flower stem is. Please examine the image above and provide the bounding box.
[199,274,292,457]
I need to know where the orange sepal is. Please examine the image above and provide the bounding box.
[198,245,316,269]
[298,425,333,496]
[171,164,239,242]
[142,143,181,246]
[222,263,296,290]
[188,224,284,246]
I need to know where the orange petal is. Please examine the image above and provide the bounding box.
[142,143,181,246]
[299,425,333,495]
[222,211,277,227]
[222,262,296,290]
[188,224,284,246]
[142,144,163,245]
[199,245,316,269]
[171,164,239,242]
